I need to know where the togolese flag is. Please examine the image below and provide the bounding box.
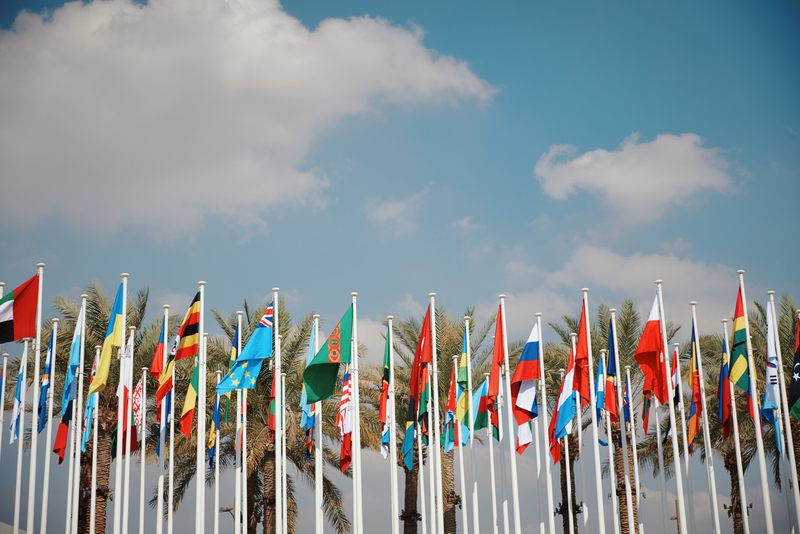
[0,274,38,344]
[729,288,750,392]
[303,305,353,403]
[88,282,124,395]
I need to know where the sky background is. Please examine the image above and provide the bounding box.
[0,0,799,533]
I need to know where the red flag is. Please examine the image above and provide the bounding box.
[635,294,668,404]
[573,301,591,408]
[269,370,278,443]
[487,305,504,422]
[548,385,562,463]
[337,365,353,472]
[409,305,432,409]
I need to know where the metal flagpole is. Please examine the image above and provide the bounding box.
[91,345,101,534]
[486,372,499,534]
[770,294,800,530]
[429,294,444,534]
[157,305,170,534]
[601,349,619,534]
[27,263,45,534]
[722,319,750,534]
[388,316,400,534]
[571,332,588,532]
[624,367,643,534]
[534,383,545,534]
[737,271,774,533]
[123,326,136,534]
[453,356,469,534]
[13,339,29,534]
[610,310,635,534]
[72,295,89,534]
[427,354,436,534]
[655,281,688,534]
[536,313,556,534]
[497,363,511,534]
[281,370,288,534]
[235,311,243,534]
[653,395,669,534]
[272,289,281,534]
[464,316,480,534]
[168,337,175,534]
[560,368,575,534]
[582,289,607,534]
[40,319,58,534]
[673,342,696,534]
[417,421,428,534]
[353,292,365,534]
[313,314,323,534]
[243,386,249,534]
[140,367,148,534]
[499,296,522,534]
[0,351,6,463]
[351,336,359,534]
[215,371,221,534]
[196,282,206,534]
[113,273,129,534]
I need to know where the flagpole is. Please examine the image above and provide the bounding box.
[123,326,136,534]
[313,314,324,534]
[71,295,88,534]
[353,292,365,534]
[536,313,556,534]
[139,367,147,534]
[497,364,511,534]
[570,332,588,531]
[215,370,221,534]
[39,319,58,534]
[235,310,243,534]
[486,372,499,534]
[26,263,45,534]
[610,310,635,534]
[272,287,281,534]
[737,271,775,533]
[0,351,6,463]
[722,319,750,534]
[427,367,436,534]
[601,349,620,534]
[168,339,175,534]
[157,305,170,534]
[281,370,288,534]
[452,355,469,534]
[13,339,29,534]
[91,345,101,534]
[196,282,206,534]
[243,387,249,534]
[388,316,400,534]
[110,273,129,534]
[672,342,696,534]
[350,335,359,534]
[653,395,669,534]
[769,293,800,529]
[560,368,575,534]
[464,316,480,534]
[498,296,522,534]
[624,366,643,534]
[428,293,444,534]
[534,392,545,534]
[417,421,428,534]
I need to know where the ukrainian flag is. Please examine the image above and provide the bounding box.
[88,283,124,395]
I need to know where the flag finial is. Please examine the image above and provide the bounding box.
[737,270,745,275]
[386,315,393,320]
[121,272,128,277]
[163,304,170,309]
[272,287,280,292]
[38,263,46,268]
[535,312,542,317]
[690,301,697,306]
[655,279,662,285]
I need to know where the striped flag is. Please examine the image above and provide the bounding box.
[728,288,749,392]
[763,302,782,451]
[511,321,540,454]
[379,326,391,458]
[717,337,733,438]
[37,330,55,433]
[337,364,353,472]
[9,356,25,444]
[687,325,702,452]
[180,359,200,439]
[301,326,318,458]
[0,274,38,343]
[174,292,201,361]
[605,319,619,422]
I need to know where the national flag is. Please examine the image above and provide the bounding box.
[180,359,200,439]
[687,325,702,453]
[156,335,179,412]
[302,305,353,403]
[553,344,577,454]
[401,305,433,467]
[53,401,72,464]
[574,300,591,408]
[38,329,55,433]
[174,292,201,361]
[150,316,167,379]
[717,336,733,439]
[88,282,124,395]
[456,325,471,424]
[487,304,504,425]
[0,274,39,343]
[379,326,391,459]
[209,390,221,469]
[441,362,468,453]
[595,351,605,427]
[81,350,99,452]
[664,344,681,441]
[156,390,171,458]
[337,364,353,473]
[300,326,318,459]
[268,369,278,443]
[763,303,782,451]
[133,377,143,427]
[225,322,241,424]
[112,332,138,459]
[623,374,631,426]
[642,393,651,436]
[470,378,492,431]
[401,399,417,471]
[511,321,540,454]
[605,320,619,423]
[60,305,84,415]
[789,316,800,420]
[9,356,25,444]
[635,293,668,404]
[729,288,750,392]
[217,301,275,396]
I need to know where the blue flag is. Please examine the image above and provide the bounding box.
[10,356,25,444]
[216,300,274,396]
[38,331,55,433]
[61,306,84,418]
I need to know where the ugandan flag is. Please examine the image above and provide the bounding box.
[302,305,353,403]
[0,274,38,343]
[174,292,201,361]
[180,359,200,439]
[729,287,750,392]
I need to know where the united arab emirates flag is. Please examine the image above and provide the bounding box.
[0,274,39,343]
[303,305,353,403]
[789,316,800,420]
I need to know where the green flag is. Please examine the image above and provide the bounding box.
[303,305,353,403]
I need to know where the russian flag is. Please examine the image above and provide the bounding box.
[511,322,540,453]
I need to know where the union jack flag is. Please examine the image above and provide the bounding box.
[260,300,274,328]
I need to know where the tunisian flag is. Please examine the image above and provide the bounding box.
[635,294,668,404]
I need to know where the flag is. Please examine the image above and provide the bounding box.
[642,393,651,436]
[9,356,25,444]
[379,326,391,458]
[619,373,631,448]
[150,316,167,379]
[133,377,143,427]
[664,344,680,440]
[553,344,577,450]
[180,359,200,439]
[717,336,733,438]
[574,300,591,408]
[789,316,800,420]
[53,401,72,464]
[635,293,668,404]
[488,304,504,426]
[156,390,171,458]
[401,400,416,471]
[217,301,274,396]
[337,364,353,473]
[38,329,55,433]
[687,325,702,453]
[471,378,492,431]
[456,326,471,424]
[156,335,179,414]
[511,321,540,454]
[209,391,221,469]
[441,363,467,453]
[605,320,619,423]
[302,305,354,403]
[81,349,100,452]
[763,303,781,451]
[401,305,433,468]
[60,304,84,415]
[113,332,138,458]
[0,274,38,343]
[174,292,201,361]
[88,282,124,395]
[729,288,750,392]
[595,351,605,427]
[225,323,240,424]
[268,369,278,443]
[300,326,317,459]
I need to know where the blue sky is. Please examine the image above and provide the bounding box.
[0,0,798,532]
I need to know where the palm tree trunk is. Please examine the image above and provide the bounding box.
[792,418,800,489]
[442,448,456,534]
[262,446,276,534]
[247,467,258,534]
[557,434,579,533]
[724,449,745,534]
[610,422,639,534]
[79,391,114,534]
[402,442,419,534]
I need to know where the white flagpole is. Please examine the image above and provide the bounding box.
[351,335,359,534]
[388,316,400,534]
[534,394,545,534]
[40,318,58,534]
[653,395,669,534]
[235,310,243,534]
[140,367,148,534]
[168,339,175,534]
[13,339,29,534]
[486,372,499,534]
[91,345,101,534]
[123,326,136,534]
[0,351,6,463]
[71,295,89,534]
[281,370,288,534]
[570,332,588,531]
[215,371,221,534]
[655,281,688,534]
[157,304,170,534]
[112,273,129,534]
[464,316,480,534]
[601,349,619,534]
[272,287,281,534]
[672,342,696,534]
[428,293,444,534]
[354,292,365,534]
[624,366,643,534]
[560,368,575,534]
[499,295,522,534]
[721,319,750,534]
[769,294,800,529]
[427,364,436,534]
[610,310,635,534]
[313,314,324,534]
[452,356,469,534]
[582,289,607,534]
[417,423,428,534]
[27,263,45,534]
[497,365,511,534]
[536,313,556,534]
[737,271,774,533]
[196,282,206,534]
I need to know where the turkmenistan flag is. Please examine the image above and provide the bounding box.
[729,287,750,392]
[303,305,353,403]
[0,274,38,344]
[790,316,800,420]
[180,359,200,439]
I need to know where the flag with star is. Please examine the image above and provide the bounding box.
[216,300,274,396]
[789,315,800,420]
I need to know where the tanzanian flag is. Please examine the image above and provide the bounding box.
[303,305,353,403]
[729,287,750,392]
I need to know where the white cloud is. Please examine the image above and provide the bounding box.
[658,237,691,253]
[365,185,429,232]
[0,0,494,236]
[397,292,424,317]
[450,216,485,232]
[356,317,385,366]
[534,133,735,225]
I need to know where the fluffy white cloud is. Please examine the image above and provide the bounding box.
[0,0,493,235]
[450,216,485,232]
[534,133,735,225]
[365,185,429,232]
